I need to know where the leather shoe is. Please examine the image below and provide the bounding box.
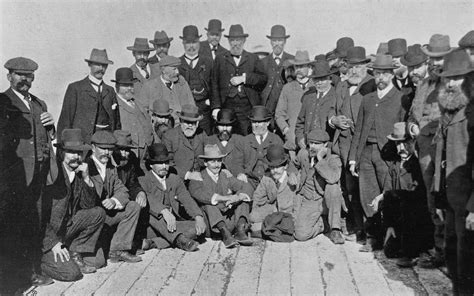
[359,238,377,252]
[109,250,143,263]
[396,257,414,268]
[234,223,253,246]
[31,273,54,286]
[70,251,96,274]
[142,238,157,251]
[175,234,199,252]
[329,229,345,244]
[219,225,238,248]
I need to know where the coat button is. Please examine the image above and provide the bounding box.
[375,104,378,107]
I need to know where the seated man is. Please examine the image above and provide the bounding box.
[139,143,206,251]
[370,122,433,267]
[149,99,174,143]
[189,144,253,248]
[293,129,344,244]
[42,129,105,281]
[250,144,300,234]
[86,131,142,264]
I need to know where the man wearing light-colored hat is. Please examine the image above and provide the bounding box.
[127,37,157,96]
[199,19,229,62]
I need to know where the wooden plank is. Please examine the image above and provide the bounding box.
[257,241,291,296]
[289,238,325,296]
[63,261,123,295]
[34,280,74,295]
[226,239,266,296]
[413,265,451,295]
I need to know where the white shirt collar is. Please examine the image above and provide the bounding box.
[377,82,394,99]
[317,88,331,98]
[151,170,167,189]
[255,131,269,144]
[117,93,135,107]
[88,74,102,85]
[63,162,76,183]
[11,88,30,110]
[160,75,173,89]
[92,154,107,181]
[277,171,288,184]
[206,168,219,183]
[272,52,283,60]
[136,63,150,78]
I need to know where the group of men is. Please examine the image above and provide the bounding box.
[0,18,473,295]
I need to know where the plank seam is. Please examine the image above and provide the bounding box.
[124,249,162,295]
[254,240,267,296]
[157,251,187,295]
[91,261,124,296]
[341,245,362,295]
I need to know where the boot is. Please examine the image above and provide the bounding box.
[175,234,199,252]
[218,224,238,248]
[329,229,345,244]
[70,251,96,274]
[234,223,253,246]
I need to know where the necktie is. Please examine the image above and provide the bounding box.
[24,94,32,110]
[141,66,150,79]
[274,57,281,65]
[232,54,241,58]
[165,82,172,90]
[90,80,102,94]
[186,55,199,68]
[258,135,263,145]
[212,45,218,51]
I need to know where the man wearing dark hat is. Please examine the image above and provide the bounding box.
[430,49,474,295]
[162,104,206,181]
[295,60,337,149]
[113,67,153,161]
[388,38,411,88]
[139,143,206,252]
[211,24,267,136]
[41,129,105,281]
[327,37,355,85]
[293,129,344,244]
[86,130,142,264]
[348,54,407,252]
[1,57,57,286]
[149,99,174,143]
[459,30,474,63]
[199,19,229,62]
[128,37,157,96]
[261,25,294,114]
[189,144,254,248]
[178,25,214,135]
[58,48,121,144]
[148,30,173,65]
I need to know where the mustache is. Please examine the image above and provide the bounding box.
[136,57,148,63]
[68,158,81,165]
[94,69,105,75]
[17,80,31,88]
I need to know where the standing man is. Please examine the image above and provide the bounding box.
[149,99,174,143]
[199,19,228,62]
[261,25,294,114]
[148,30,173,65]
[127,37,156,96]
[178,25,214,135]
[57,48,120,144]
[389,38,415,112]
[211,24,267,135]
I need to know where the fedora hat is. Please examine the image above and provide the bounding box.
[266,25,290,39]
[145,143,173,163]
[368,54,397,70]
[4,57,38,74]
[149,30,173,45]
[85,48,113,65]
[388,38,407,58]
[265,144,289,167]
[205,19,225,34]
[335,37,354,58]
[199,144,228,159]
[126,37,155,52]
[458,30,474,48]
[436,49,474,77]
[421,34,453,57]
[289,50,312,66]
[314,54,326,62]
[387,122,409,141]
[376,42,389,55]
[159,55,181,68]
[310,60,335,79]
[180,25,202,43]
[177,104,203,122]
[400,44,428,67]
[113,130,137,149]
[216,109,236,125]
[54,129,91,151]
[224,24,249,38]
[346,46,370,65]
[91,130,117,149]
[150,99,173,116]
[306,129,330,144]
[111,67,138,84]
[248,105,272,122]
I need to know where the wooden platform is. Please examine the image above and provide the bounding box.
[32,236,451,296]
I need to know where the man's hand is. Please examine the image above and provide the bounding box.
[195,215,206,235]
[212,109,221,121]
[436,209,444,222]
[230,75,245,86]
[384,227,396,245]
[135,191,147,208]
[349,163,359,177]
[332,115,351,130]
[282,127,289,135]
[224,195,240,208]
[288,172,298,186]
[316,147,327,162]
[40,112,55,127]
[466,212,474,231]
[52,242,70,263]
[222,169,233,178]
[186,171,203,181]
[161,208,176,232]
[369,193,384,212]
[298,138,306,150]
[237,173,248,183]
[102,198,116,210]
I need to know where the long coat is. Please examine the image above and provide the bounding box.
[205,134,245,176]
[130,63,158,98]
[260,52,294,113]
[57,77,121,144]
[199,41,228,62]
[211,50,267,109]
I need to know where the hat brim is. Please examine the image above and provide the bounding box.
[198,152,229,159]
[54,143,92,151]
[149,38,173,45]
[224,34,249,38]
[179,35,202,42]
[265,155,289,167]
[387,134,407,141]
[248,115,272,122]
[367,63,398,70]
[116,143,138,149]
[93,143,116,149]
[309,69,338,79]
[126,46,155,52]
[178,113,204,122]
[159,62,181,68]
[347,57,371,65]
[288,59,313,66]
[205,28,225,33]
[420,46,454,57]
[151,109,173,116]
[84,59,114,65]
[216,119,236,125]
[435,67,474,77]
[111,78,139,84]
[266,35,290,39]
[400,56,428,67]
[146,156,174,164]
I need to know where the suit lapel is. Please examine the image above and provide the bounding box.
[239,51,249,67]
[131,64,146,82]
[449,107,466,125]
[4,88,30,113]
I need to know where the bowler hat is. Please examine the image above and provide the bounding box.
[436,49,474,77]
[224,24,249,38]
[266,25,290,39]
[199,144,228,159]
[289,50,312,66]
[458,30,474,48]
[91,130,117,149]
[85,48,114,65]
[150,99,173,116]
[180,25,202,43]
[265,144,289,167]
[248,105,272,122]
[113,130,137,149]
[149,31,173,45]
[4,57,38,74]
[306,129,330,144]
[400,44,428,67]
[310,60,335,79]
[159,55,181,68]
[376,42,389,55]
[111,67,138,84]
[177,104,203,122]
[335,37,355,58]
[314,54,326,62]
[368,54,397,70]
[205,19,225,34]
[346,46,370,65]
[216,109,236,125]
[388,38,407,58]
[126,38,155,52]
[421,34,453,57]
[54,129,91,151]
[145,143,172,163]
[387,122,409,141]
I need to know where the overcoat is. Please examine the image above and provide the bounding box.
[199,41,228,62]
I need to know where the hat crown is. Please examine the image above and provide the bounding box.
[226,24,248,38]
[377,42,389,55]
[202,144,226,159]
[151,31,173,45]
[346,46,369,64]
[151,99,171,115]
[207,19,223,32]
[401,44,427,67]
[179,104,201,120]
[293,50,311,64]
[311,60,332,78]
[388,38,407,57]
[307,129,330,143]
[388,122,408,140]
[268,25,288,38]
[4,57,38,73]
[265,144,287,163]
[442,49,473,76]
[159,55,181,68]
[114,67,135,84]
[181,25,201,41]
[60,128,84,145]
[428,34,451,51]
[113,130,134,147]
[87,48,113,65]
[458,30,474,48]
[249,105,272,121]
[335,37,354,57]
[146,143,170,163]
[91,130,117,146]
[128,37,154,51]
[371,54,395,69]
[217,109,236,124]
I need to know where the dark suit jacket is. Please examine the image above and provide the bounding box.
[261,52,294,112]
[57,77,121,144]
[178,55,213,102]
[115,152,144,200]
[199,41,228,62]
[205,134,245,176]
[211,50,267,109]
[130,63,158,97]
[393,76,416,119]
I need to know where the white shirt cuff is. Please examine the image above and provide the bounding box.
[349,160,356,166]
[211,194,219,205]
[328,116,336,129]
[239,193,251,202]
[243,73,246,84]
[111,197,124,210]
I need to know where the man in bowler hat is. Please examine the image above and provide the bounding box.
[149,99,174,143]
[199,19,229,62]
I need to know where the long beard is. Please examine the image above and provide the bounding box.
[438,85,469,112]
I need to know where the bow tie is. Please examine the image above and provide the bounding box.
[165,81,173,89]
[185,55,199,62]
[231,54,241,58]
[89,80,103,87]
[211,45,218,51]
[274,57,281,61]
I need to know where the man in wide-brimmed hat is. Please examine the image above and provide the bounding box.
[127,37,156,95]
[148,30,173,65]
[139,143,206,252]
[189,144,254,248]
[58,48,121,144]
[261,25,294,114]
[348,54,407,252]
[41,129,105,281]
[149,99,174,143]
[327,37,355,85]
[199,19,229,62]
[178,25,214,135]
[211,24,267,136]
[295,60,337,149]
